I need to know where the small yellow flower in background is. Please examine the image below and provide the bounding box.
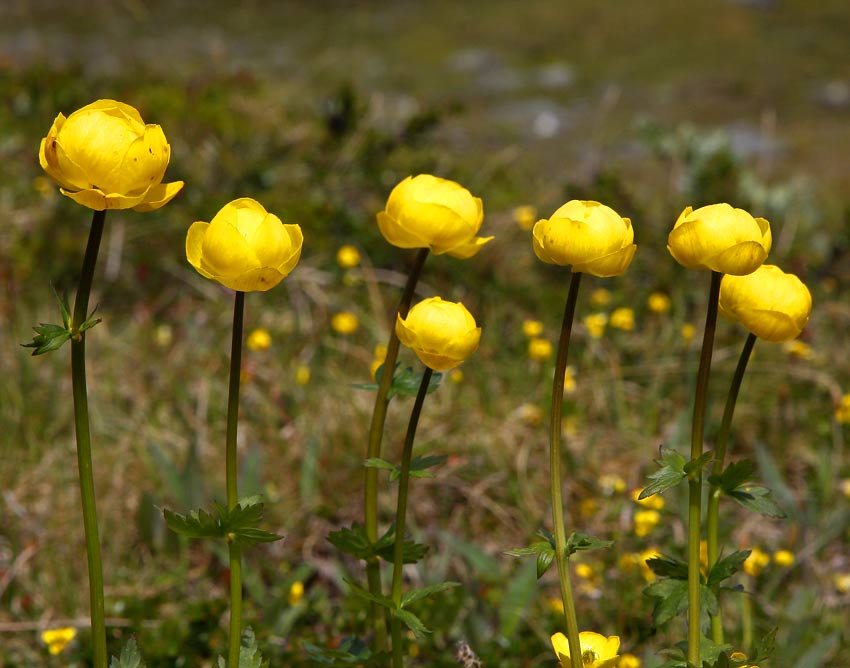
[551,631,620,668]
[377,174,492,258]
[773,550,795,567]
[247,327,272,352]
[667,203,771,275]
[39,99,184,211]
[783,339,813,360]
[574,562,596,581]
[295,365,311,386]
[41,627,76,655]
[681,323,696,344]
[599,473,626,496]
[563,366,577,394]
[631,489,664,510]
[450,369,464,384]
[288,580,305,605]
[336,244,361,269]
[719,265,812,342]
[743,547,771,576]
[33,175,54,197]
[396,297,481,371]
[834,572,850,593]
[331,312,359,335]
[374,344,388,359]
[609,307,635,331]
[370,358,384,380]
[647,292,671,314]
[155,324,173,347]
[835,394,850,424]
[522,318,545,337]
[584,313,608,339]
[591,288,612,306]
[619,653,642,668]
[513,204,537,231]
[533,200,636,277]
[547,596,565,615]
[839,478,850,499]
[639,549,661,582]
[528,337,553,361]
[633,509,661,537]
[579,498,598,518]
[517,403,543,426]
[186,198,303,292]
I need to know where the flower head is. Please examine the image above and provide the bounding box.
[331,312,359,335]
[513,204,537,231]
[551,631,620,668]
[647,292,671,314]
[533,200,636,277]
[584,313,608,339]
[528,337,553,361]
[396,297,481,371]
[719,265,812,342]
[773,550,795,567]
[41,627,77,655]
[39,99,183,211]
[295,365,311,386]
[377,174,492,258]
[743,547,770,576]
[336,244,361,269]
[667,203,771,275]
[591,288,612,306]
[633,509,661,537]
[247,328,272,351]
[610,307,635,331]
[186,198,302,292]
[288,581,305,606]
[522,319,545,337]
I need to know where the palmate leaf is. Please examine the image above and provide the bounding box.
[364,454,448,480]
[110,637,146,668]
[645,579,718,629]
[393,608,430,638]
[345,579,394,611]
[707,459,755,490]
[22,285,101,356]
[163,506,222,540]
[328,523,429,564]
[707,550,750,587]
[163,497,282,547]
[645,555,688,580]
[640,447,687,498]
[352,363,443,398]
[566,532,613,555]
[727,484,785,518]
[400,581,460,608]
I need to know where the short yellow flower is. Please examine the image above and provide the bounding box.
[647,292,671,314]
[834,572,850,594]
[584,313,608,339]
[599,474,626,496]
[547,596,565,615]
[295,365,311,386]
[743,547,770,576]
[610,307,635,331]
[247,327,272,351]
[528,337,553,361]
[840,478,850,499]
[186,198,303,292]
[719,265,812,342]
[633,509,661,537]
[522,319,545,337]
[681,323,696,343]
[331,311,359,335]
[590,288,612,306]
[783,339,813,360]
[513,204,537,231]
[575,562,597,581]
[619,653,642,668]
[288,581,305,606]
[533,200,636,277]
[450,369,464,384]
[336,244,361,269]
[564,366,577,394]
[377,174,492,258]
[551,631,620,668]
[835,394,850,424]
[39,99,183,211]
[773,550,795,567]
[518,403,543,426]
[396,297,481,371]
[41,627,77,655]
[631,489,664,510]
[667,203,771,275]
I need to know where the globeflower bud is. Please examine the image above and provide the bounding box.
[719,265,812,342]
[532,200,636,277]
[186,198,303,292]
[39,99,183,211]
[395,297,481,371]
[377,174,493,258]
[667,203,771,275]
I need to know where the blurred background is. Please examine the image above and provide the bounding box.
[1,1,849,665]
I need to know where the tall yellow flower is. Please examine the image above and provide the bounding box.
[667,203,771,275]
[551,631,620,668]
[718,265,812,342]
[396,297,481,371]
[532,200,636,277]
[377,174,492,258]
[39,99,183,211]
[186,198,302,292]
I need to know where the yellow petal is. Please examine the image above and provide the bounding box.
[186,221,214,278]
[134,180,184,212]
[572,243,637,277]
[377,210,430,249]
[199,217,261,279]
[445,235,494,259]
[216,267,286,292]
[61,187,149,211]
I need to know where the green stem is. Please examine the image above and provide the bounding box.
[364,248,429,657]
[70,209,107,668]
[707,333,757,644]
[687,270,722,666]
[550,272,583,668]
[227,291,245,667]
[389,367,434,668]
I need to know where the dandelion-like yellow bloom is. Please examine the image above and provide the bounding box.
[834,572,850,594]
[522,319,545,337]
[551,631,620,668]
[667,203,771,275]
[528,337,554,361]
[633,509,661,537]
[247,327,272,351]
[288,581,305,605]
[773,550,795,567]
[336,244,361,269]
[783,339,813,360]
[186,198,303,292]
[619,653,642,668]
[396,297,481,371]
[579,499,598,519]
[584,313,608,339]
[835,394,850,424]
[547,596,565,615]
[719,265,812,342]
[331,312,359,335]
[590,288,612,306]
[599,473,626,496]
[574,562,596,581]
[513,204,537,231]
[377,174,492,258]
[839,478,850,499]
[610,307,635,331]
[681,323,696,344]
[295,365,311,386]
[41,627,77,655]
[450,369,464,384]
[743,547,770,576]
[533,200,636,277]
[631,489,664,510]
[647,292,671,314]
[563,366,577,394]
[39,99,183,211]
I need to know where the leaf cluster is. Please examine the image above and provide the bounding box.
[352,363,443,399]
[163,496,283,548]
[708,460,784,517]
[505,529,612,579]
[327,522,428,564]
[22,285,101,355]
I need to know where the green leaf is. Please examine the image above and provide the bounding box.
[684,450,714,478]
[504,540,555,579]
[707,550,750,587]
[641,447,688,498]
[237,627,269,668]
[363,458,397,472]
[537,549,555,578]
[345,578,395,611]
[110,637,146,668]
[163,498,282,547]
[373,523,429,564]
[707,459,755,491]
[303,637,377,666]
[233,528,284,546]
[499,558,538,638]
[327,523,374,560]
[79,310,102,334]
[363,455,446,480]
[22,322,72,355]
[393,608,430,638]
[646,555,689,580]
[753,627,777,662]
[51,283,72,328]
[727,485,785,518]
[163,507,223,540]
[645,578,689,627]
[565,532,613,555]
[400,581,460,608]
[351,364,443,399]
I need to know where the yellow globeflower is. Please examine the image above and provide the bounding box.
[513,204,537,231]
[186,198,303,292]
[773,550,795,567]
[246,327,272,351]
[41,627,77,655]
[619,653,642,668]
[633,509,661,537]
[835,394,850,424]
[584,312,608,339]
[647,292,671,314]
[719,265,812,342]
[590,288,612,306]
[610,307,635,331]
[39,99,183,211]
[336,244,361,269]
[533,200,636,277]
[667,203,771,275]
[528,337,553,361]
[331,311,359,335]
[396,297,481,371]
[551,631,620,668]
[522,319,545,337]
[743,547,770,576]
[377,174,492,258]
[295,365,311,386]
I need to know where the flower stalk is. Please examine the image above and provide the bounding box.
[550,272,583,668]
[71,208,108,668]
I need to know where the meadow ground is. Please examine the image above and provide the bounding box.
[1,1,849,665]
